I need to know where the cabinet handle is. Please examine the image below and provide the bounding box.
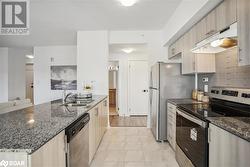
[206,30,216,36]
[95,108,98,116]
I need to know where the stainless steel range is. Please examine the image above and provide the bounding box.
[176,87,250,167]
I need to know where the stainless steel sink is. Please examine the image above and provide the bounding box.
[61,101,94,107]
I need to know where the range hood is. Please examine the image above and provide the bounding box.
[191,22,237,54]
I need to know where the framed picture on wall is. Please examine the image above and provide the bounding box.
[51,65,77,90]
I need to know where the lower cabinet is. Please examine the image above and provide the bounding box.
[209,124,250,167]
[89,98,108,164]
[167,102,177,151]
[30,131,66,167]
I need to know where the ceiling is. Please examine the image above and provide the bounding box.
[0,0,182,47]
[109,44,148,55]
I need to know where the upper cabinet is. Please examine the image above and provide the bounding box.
[216,0,237,31]
[182,28,216,74]
[237,0,250,66]
[168,37,183,59]
[195,10,217,43]
[205,10,217,37]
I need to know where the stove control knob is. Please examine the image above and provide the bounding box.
[242,93,250,98]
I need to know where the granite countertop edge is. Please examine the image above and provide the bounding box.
[207,117,250,142]
[0,95,107,154]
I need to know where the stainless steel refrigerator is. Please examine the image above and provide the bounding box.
[149,62,194,141]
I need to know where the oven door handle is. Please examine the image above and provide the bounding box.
[177,109,207,128]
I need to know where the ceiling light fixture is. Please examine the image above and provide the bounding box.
[122,48,135,54]
[26,55,34,59]
[119,0,137,7]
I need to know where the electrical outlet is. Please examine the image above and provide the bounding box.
[202,77,209,82]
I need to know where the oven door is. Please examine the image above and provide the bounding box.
[176,109,208,167]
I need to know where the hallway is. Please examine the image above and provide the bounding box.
[90,127,179,167]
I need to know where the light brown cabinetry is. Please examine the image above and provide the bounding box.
[182,28,196,74]
[31,131,66,167]
[88,98,108,164]
[182,28,216,74]
[168,37,183,59]
[167,103,177,151]
[237,0,250,66]
[205,10,217,37]
[216,0,237,31]
[195,10,217,43]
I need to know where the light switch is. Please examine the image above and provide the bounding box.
[204,85,209,93]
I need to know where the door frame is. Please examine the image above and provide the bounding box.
[128,60,149,116]
[108,61,120,115]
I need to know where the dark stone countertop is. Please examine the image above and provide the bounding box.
[0,95,107,154]
[167,98,203,105]
[207,117,250,142]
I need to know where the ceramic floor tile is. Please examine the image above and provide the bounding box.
[124,142,142,150]
[124,151,145,162]
[107,141,125,150]
[105,150,126,162]
[90,128,179,167]
[124,162,150,167]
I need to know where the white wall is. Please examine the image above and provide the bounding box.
[0,48,8,102]
[77,31,109,95]
[109,31,167,67]
[8,48,32,100]
[109,53,148,116]
[34,46,77,105]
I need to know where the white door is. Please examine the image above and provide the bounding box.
[26,64,34,103]
[128,61,149,115]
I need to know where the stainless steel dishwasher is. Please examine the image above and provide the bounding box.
[65,113,90,167]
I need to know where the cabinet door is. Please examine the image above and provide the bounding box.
[216,0,237,31]
[195,53,216,73]
[88,108,96,164]
[31,131,66,167]
[168,43,176,59]
[182,30,196,74]
[195,18,207,43]
[95,106,101,149]
[209,124,250,166]
[237,0,250,66]
[205,10,217,37]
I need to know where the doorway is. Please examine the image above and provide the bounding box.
[108,61,119,116]
[128,60,149,116]
[25,64,34,103]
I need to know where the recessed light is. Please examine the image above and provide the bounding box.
[26,55,34,59]
[122,48,135,54]
[118,0,137,7]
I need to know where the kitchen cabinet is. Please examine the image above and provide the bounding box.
[167,102,177,151]
[182,28,196,74]
[31,131,66,167]
[209,124,250,167]
[237,0,250,66]
[182,28,216,74]
[88,98,108,164]
[195,17,207,43]
[168,37,183,59]
[216,0,237,31]
[195,10,217,43]
[205,10,217,37]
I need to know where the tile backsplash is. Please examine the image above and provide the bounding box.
[199,47,250,91]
